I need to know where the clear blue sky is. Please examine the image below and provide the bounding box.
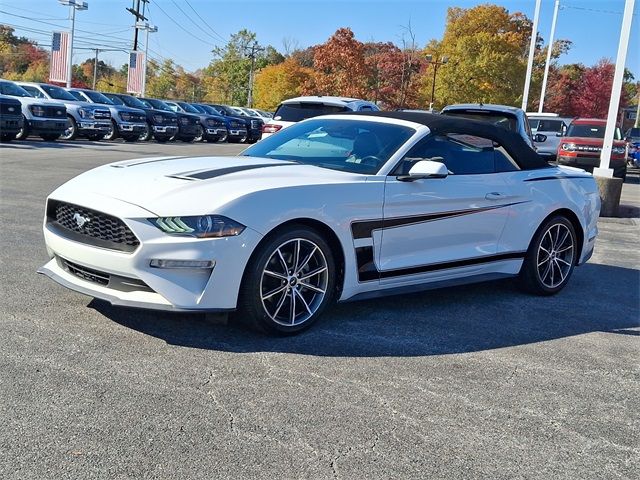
[2,0,638,76]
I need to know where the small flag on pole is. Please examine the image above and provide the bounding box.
[127,51,145,95]
[49,31,69,83]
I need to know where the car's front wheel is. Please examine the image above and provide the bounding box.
[519,215,577,295]
[238,226,336,334]
[59,115,78,140]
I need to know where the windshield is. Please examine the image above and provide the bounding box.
[626,127,640,139]
[103,93,124,106]
[242,118,414,175]
[191,104,206,114]
[567,124,622,140]
[274,103,349,122]
[442,110,518,132]
[144,98,173,112]
[198,104,220,116]
[0,81,33,97]
[119,95,147,109]
[164,101,180,112]
[211,104,235,116]
[40,84,78,101]
[177,102,200,114]
[83,90,113,105]
[68,90,85,101]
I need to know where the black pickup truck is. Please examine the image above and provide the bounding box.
[208,104,263,143]
[0,95,24,141]
[103,93,178,142]
[140,98,199,142]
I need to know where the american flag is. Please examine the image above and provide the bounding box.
[127,51,145,95]
[49,31,69,83]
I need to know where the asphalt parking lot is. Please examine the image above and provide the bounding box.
[1,139,638,480]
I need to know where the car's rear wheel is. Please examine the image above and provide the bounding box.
[238,227,336,334]
[519,216,577,295]
[15,115,29,140]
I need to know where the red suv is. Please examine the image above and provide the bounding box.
[557,118,627,179]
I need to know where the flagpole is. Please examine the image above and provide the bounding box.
[522,0,542,111]
[66,4,75,88]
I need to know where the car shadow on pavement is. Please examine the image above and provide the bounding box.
[90,262,639,357]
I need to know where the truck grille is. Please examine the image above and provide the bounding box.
[0,102,21,115]
[93,109,111,119]
[47,200,140,253]
[44,105,66,118]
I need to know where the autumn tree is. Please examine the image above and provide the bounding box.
[308,28,369,98]
[0,25,49,81]
[253,57,314,110]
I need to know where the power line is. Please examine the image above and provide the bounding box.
[152,1,215,46]
[184,0,226,42]
[173,0,225,43]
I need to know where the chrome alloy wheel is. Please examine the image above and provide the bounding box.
[259,238,329,327]
[536,223,575,289]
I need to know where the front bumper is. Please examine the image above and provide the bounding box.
[117,122,146,134]
[78,120,111,134]
[39,197,262,311]
[28,118,68,134]
[152,125,179,134]
[178,124,199,136]
[1,115,23,134]
[557,155,627,177]
[205,127,227,137]
[228,128,247,139]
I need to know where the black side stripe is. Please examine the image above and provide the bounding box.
[351,202,526,240]
[171,163,296,180]
[524,176,587,182]
[355,247,525,282]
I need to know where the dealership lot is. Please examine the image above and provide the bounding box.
[1,141,638,479]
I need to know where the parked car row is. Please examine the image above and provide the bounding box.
[0,79,267,145]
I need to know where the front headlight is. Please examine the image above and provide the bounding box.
[29,105,46,117]
[78,107,93,119]
[151,215,245,238]
[561,143,576,152]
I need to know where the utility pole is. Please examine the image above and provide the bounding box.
[136,21,157,96]
[126,0,148,51]
[425,54,449,111]
[595,0,635,178]
[59,0,88,88]
[522,0,542,111]
[244,42,264,108]
[92,48,98,89]
[538,0,560,113]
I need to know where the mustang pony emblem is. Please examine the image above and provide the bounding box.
[73,212,90,228]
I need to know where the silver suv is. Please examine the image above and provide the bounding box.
[16,82,111,141]
[527,114,572,161]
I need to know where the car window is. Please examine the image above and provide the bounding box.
[83,90,113,105]
[40,84,78,101]
[528,119,539,131]
[67,90,85,101]
[164,102,180,112]
[178,102,200,114]
[536,119,565,133]
[0,81,33,97]
[567,124,622,140]
[103,94,124,106]
[21,85,46,99]
[393,133,519,176]
[242,118,414,175]
[274,103,350,122]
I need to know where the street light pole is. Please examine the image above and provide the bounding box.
[425,54,448,111]
[92,48,98,89]
[538,0,560,113]
[522,0,542,111]
[59,1,88,88]
[136,22,157,97]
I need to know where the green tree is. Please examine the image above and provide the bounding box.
[254,57,314,110]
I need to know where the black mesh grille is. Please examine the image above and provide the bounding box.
[92,109,111,119]
[47,200,140,253]
[60,257,154,292]
[62,258,110,285]
[44,105,66,118]
[0,101,21,115]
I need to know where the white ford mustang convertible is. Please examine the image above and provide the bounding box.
[39,112,601,334]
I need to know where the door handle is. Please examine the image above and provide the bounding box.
[485,192,506,200]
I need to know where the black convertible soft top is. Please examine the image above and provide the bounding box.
[341,110,550,170]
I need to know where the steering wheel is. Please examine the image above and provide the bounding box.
[359,155,382,167]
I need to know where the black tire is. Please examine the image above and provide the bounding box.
[15,115,29,140]
[155,136,168,143]
[59,115,78,140]
[40,134,60,142]
[139,122,152,141]
[0,133,14,142]
[194,125,204,142]
[237,226,336,335]
[519,215,578,295]
[215,131,228,143]
[104,120,119,141]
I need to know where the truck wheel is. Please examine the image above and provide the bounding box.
[139,122,152,141]
[0,133,15,142]
[59,116,78,140]
[103,120,119,141]
[15,115,29,140]
[214,131,228,143]
[194,125,204,142]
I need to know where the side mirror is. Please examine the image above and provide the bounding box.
[533,133,547,143]
[397,159,448,182]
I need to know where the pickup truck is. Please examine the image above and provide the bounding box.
[0,94,24,141]
[164,100,227,142]
[102,93,178,142]
[0,79,67,141]
[16,81,111,140]
[66,88,146,142]
[140,98,199,142]
[557,118,627,179]
[208,103,262,143]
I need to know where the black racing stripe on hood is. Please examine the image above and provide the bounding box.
[173,163,296,180]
